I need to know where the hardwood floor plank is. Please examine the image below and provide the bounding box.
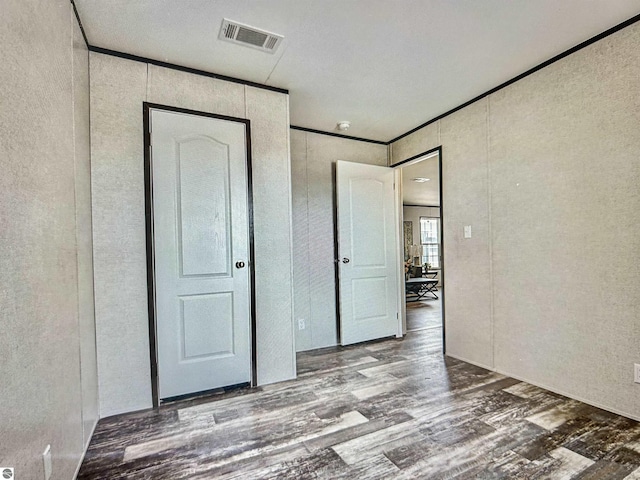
[304,411,414,453]
[331,420,426,465]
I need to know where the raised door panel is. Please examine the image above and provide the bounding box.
[177,137,231,278]
[349,178,386,268]
[180,293,234,359]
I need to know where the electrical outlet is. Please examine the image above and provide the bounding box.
[298,318,306,330]
[634,364,640,384]
[43,445,52,480]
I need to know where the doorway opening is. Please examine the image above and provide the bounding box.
[395,147,444,351]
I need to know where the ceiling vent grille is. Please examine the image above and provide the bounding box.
[219,19,283,54]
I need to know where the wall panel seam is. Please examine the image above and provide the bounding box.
[486,96,496,369]
[86,35,100,421]
[285,96,297,375]
[70,6,87,455]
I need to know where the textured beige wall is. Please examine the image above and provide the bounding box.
[489,24,640,419]
[0,2,96,479]
[90,54,151,417]
[439,100,493,369]
[391,23,640,419]
[91,54,296,416]
[391,121,440,165]
[290,131,313,350]
[246,87,297,382]
[290,130,388,351]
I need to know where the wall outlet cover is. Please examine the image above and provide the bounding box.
[298,319,306,330]
[43,445,52,480]
[634,363,640,384]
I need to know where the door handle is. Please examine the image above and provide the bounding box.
[235,261,246,269]
[342,257,350,264]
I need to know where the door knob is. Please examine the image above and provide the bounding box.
[235,261,246,269]
[342,257,350,264]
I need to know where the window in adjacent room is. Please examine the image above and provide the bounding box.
[420,216,440,268]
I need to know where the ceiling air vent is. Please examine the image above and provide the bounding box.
[219,19,283,54]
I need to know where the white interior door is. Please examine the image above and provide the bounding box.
[151,108,251,399]
[336,160,399,345]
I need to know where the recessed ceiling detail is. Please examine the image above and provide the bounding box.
[219,19,283,54]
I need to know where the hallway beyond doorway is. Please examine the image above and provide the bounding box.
[406,287,442,333]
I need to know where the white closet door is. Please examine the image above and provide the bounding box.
[151,108,251,399]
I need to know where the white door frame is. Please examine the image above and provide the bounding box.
[393,167,406,336]
[143,102,257,406]
[392,146,445,349]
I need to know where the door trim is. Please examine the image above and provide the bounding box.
[143,102,257,407]
[392,145,446,353]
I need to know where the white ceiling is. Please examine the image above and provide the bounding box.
[75,0,640,142]
[402,154,440,206]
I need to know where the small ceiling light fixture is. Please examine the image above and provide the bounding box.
[412,177,431,183]
[336,121,351,131]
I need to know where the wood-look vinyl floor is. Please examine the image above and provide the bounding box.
[405,289,442,332]
[78,320,640,479]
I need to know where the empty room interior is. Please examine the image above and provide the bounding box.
[3,1,640,479]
